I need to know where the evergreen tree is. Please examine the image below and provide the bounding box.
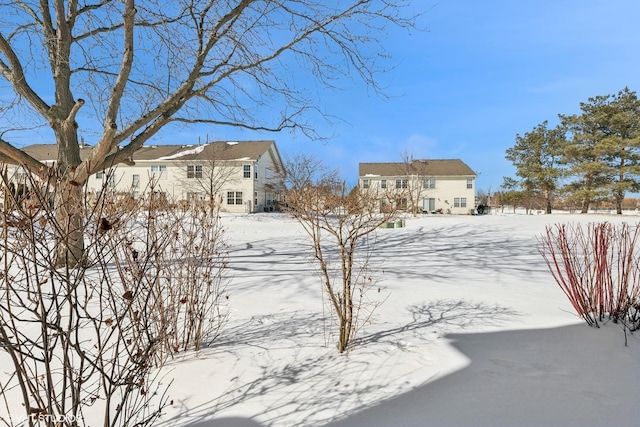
[560,88,640,214]
[505,121,566,213]
[596,88,640,214]
[498,177,525,213]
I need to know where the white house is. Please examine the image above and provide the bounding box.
[7,140,285,213]
[359,159,477,215]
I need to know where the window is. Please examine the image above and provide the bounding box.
[454,197,467,208]
[95,171,104,179]
[396,197,408,210]
[243,164,251,178]
[380,198,391,213]
[381,179,387,189]
[187,192,203,201]
[423,178,436,189]
[132,174,140,188]
[254,164,258,179]
[187,165,203,178]
[396,179,408,189]
[151,165,167,179]
[363,178,370,188]
[467,178,473,189]
[227,191,243,205]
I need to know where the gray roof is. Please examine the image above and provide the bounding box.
[164,140,276,162]
[9,140,277,163]
[359,159,476,178]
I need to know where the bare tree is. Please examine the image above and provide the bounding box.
[399,151,431,216]
[282,153,332,191]
[0,0,419,267]
[175,144,240,211]
[284,158,398,353]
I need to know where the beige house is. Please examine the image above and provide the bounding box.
[359,159,477,215]
[6,140,285,213]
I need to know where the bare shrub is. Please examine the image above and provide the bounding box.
[99,190,229,365]
[284,160,398,353]
[538,222,640,333]
[0,169,228,426]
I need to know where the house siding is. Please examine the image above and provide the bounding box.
[8,141,285,214]
[359,159,477,215]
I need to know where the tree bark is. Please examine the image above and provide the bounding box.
[581,198,590,214]
[54,183,85,268]
[54,126,84,268]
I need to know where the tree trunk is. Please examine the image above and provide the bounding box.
[581,198,590,214]
[54,179,85,268]
[55,130,85,268]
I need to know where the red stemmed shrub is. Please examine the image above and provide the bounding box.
[539,222,640,331]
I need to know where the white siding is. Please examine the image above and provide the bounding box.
[360,174,476,215]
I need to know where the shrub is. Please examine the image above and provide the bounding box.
[0,170,228,426]
[538,222,640,334]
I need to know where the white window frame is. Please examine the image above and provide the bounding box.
[423,178,436,189]
[187,165,203,179]
[454,197,467,208]
[151,164,167,179]
[227,191,243,205]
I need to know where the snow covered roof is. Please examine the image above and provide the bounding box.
[12,140,277,163]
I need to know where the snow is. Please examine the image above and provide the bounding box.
[155,212,640,427]
[157,144,206,160]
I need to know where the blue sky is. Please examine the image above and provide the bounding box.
[198,0,640,190]
[6,1,640,192]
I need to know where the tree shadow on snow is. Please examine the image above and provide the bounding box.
[158,300,524,427]
[355,299,520,348]
[373,221,548,284]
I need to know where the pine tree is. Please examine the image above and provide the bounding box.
[505,121,566,214]
[560,87,640,214]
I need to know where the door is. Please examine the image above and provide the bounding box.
[423,198,435,213]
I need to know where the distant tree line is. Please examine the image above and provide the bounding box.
[503,87,640,214]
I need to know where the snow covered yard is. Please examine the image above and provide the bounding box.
[154,212,640,427]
